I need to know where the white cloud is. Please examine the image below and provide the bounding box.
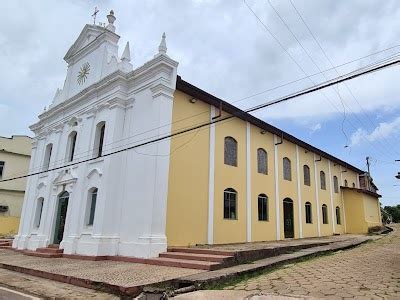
[309,123,322,134]
[350,117,400,146]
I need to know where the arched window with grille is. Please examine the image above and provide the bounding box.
[66,131,77,162]
[224,137,237,167]
[223,188,237,219]
[303,165,310,186]
[258,194,268,221]
[283,157,292,181]
[87,188,98,226]
[333,176,339,193]
[320,171,326,190]
[352,182,356,188]
[344,179,348,187]
[336,206,341,225]
[322,204,328,224]
[257,148,268,175]
[305,202,312,224]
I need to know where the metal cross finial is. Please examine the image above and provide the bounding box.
[92,7,99,25]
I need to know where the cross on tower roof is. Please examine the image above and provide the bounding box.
[91,7,99,25]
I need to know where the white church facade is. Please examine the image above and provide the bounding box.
[13,11,382,259]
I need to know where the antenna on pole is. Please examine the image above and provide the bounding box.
[92,7,99,25]
[366,156,371,175]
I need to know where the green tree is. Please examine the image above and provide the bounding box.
[384,205,400,223]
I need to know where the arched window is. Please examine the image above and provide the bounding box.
[322,204,328,224]
[320,171,326,190]
[303,165,310,186]
[352,182,356,188]
[34,197,44,228]
[336,206,341,225]
[257,148,268,175]
[344,179,348,187]
[66,131,77,162]
[333,176,339,193]
[43,143,53,171]
[258,194,268,221]
[223,188,237,219]
[94,122,105,157]
[87,188,98,226]
[224,137,237,167]
[283,157,292,181]
[305,202,312,224]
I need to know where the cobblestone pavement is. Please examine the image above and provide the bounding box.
[0,250,203,288]
[223,225,400,299]
[0,268,118,299]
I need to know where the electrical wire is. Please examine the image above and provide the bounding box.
[1,55,399,183]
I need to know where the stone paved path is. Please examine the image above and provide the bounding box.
[222,225,400,299]
[0,249,203,288]
[0,268,118,299]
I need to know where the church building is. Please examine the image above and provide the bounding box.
[13,11,382,258]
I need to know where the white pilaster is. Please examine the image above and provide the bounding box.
[246,122,251,242]
[313,154,321,236]
[295,145,303,238]
[274,135,281,240]
[340,166,347,233]
[328,160,336,233]
[207,106,216,245]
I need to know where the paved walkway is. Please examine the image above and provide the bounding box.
[0,268,117,299]
[218,225,399,299]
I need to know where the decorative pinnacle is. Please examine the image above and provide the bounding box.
[105,10,116,32]
[107,10,116,24]
[121,42,131,62]
[158,32,167,55]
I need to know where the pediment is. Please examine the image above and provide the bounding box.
[87,168,102,179]
[64,24,106,63]
[53,170,77,186]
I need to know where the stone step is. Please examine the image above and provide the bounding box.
[160,251,233,263]
[0,241,12,246]
[48,244,60,248]
[0,245,12,249]
[36,247,64,254]
[167,247,234,256]
[23,250,63,258]
[145,257,221,270]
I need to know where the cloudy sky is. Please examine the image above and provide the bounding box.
[1,0,399,206]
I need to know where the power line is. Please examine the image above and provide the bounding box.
[8,48,398,181]
[288,0,400,157]
[245,0,398,159]
[1,56,399,183]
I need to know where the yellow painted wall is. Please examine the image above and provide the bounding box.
[278,140,298,239]
[331,163,345,234]
[166,90,372,246]
[250,126,276,242]
[166,91,210,246]
[364,194,381,227]
[343,189,381,233]
[214,113,247,244]
[298,147,318,238]
[0,136,31,235]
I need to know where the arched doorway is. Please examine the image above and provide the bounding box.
[53,191,69,244]
[283,198,294,238]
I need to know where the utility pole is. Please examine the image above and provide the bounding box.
[366,156,371,175]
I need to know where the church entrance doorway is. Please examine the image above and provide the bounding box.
[53,191,69,244]
[283,198,294,238]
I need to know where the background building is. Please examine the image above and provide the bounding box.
[0,135,32,236]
